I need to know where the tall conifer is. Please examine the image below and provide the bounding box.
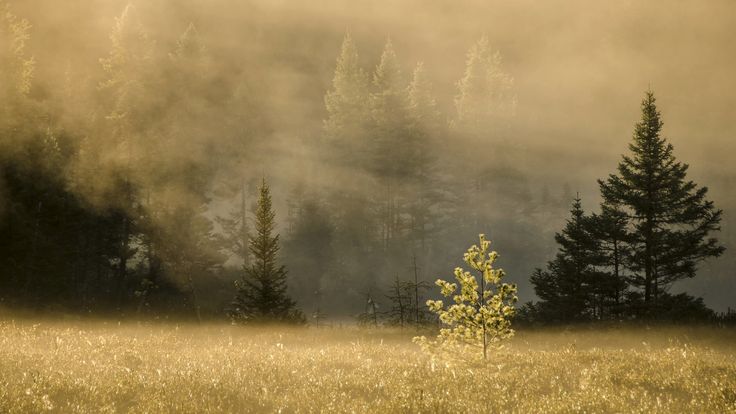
[598,91,724,309]
[231,179,303,323]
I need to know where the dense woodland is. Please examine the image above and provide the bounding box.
[0,2,731,323]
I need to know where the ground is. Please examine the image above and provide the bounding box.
[0,319,735,413]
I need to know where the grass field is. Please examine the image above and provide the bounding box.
[1,319,735,413]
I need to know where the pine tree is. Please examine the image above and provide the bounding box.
[98,4,155,309]
[405,62,442,251]
[414,234,517,361]
[598,91,724,311]
[324,32,369,164]
[0,1,35,153]
[530,196,600,321]
[453,35,515,138]
[588,204,630,317]
[450,35,524,234]
[370,38,410,247]
[230,179,303,323]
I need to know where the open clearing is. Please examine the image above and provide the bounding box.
[1,320,735,413]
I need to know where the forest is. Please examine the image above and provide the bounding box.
[1,0,734,324]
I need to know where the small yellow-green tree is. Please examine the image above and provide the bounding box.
[414,234,517,360]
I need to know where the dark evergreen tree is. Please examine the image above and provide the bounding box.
[598,91,725,311]
[588,204,630,317]
[230,179,303,323]
[97,4,156,309]
[530,196,600,321]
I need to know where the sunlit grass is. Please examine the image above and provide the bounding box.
[1,320,735,413]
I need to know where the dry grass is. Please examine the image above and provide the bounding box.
[1,319,735,413]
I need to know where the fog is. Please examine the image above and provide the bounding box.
[1,0,734,315]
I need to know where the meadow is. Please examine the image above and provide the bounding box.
[1,319,735,413]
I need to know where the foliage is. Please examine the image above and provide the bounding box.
[414,234,517,360]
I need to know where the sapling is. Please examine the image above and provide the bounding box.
[414,234,517,360]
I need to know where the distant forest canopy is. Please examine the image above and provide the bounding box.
[0,0,733,319]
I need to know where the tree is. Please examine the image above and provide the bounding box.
[588,204,630,317]
[598,91,724,311]
[449,35,528,238]
[324,32,370,165]
[453,35,515,137]
[370,38,410,248]
[530,196,600,321]
[405,62,443,251]
[98,4,156,308]
[215,180,251,271]
[404,254,433,326]
[230,179,303,323]
[414,234,517,361]
[321,34,382,312]
[0,0,35,154]
[384,274,412,328]
[283,194,334,314]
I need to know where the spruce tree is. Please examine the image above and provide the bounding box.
[230,179,303,323]
[322,34,378,305]
[598,91,724,311]
[450,36,525,234]
[370,38,410,247]
[588,204,630,317]
[324,32,369,164]
[530,196,599,321]
[98,4,155,308]
[406,62,442,251]
[453,35,515,135]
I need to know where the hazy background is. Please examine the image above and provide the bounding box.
[3,0,735,313]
